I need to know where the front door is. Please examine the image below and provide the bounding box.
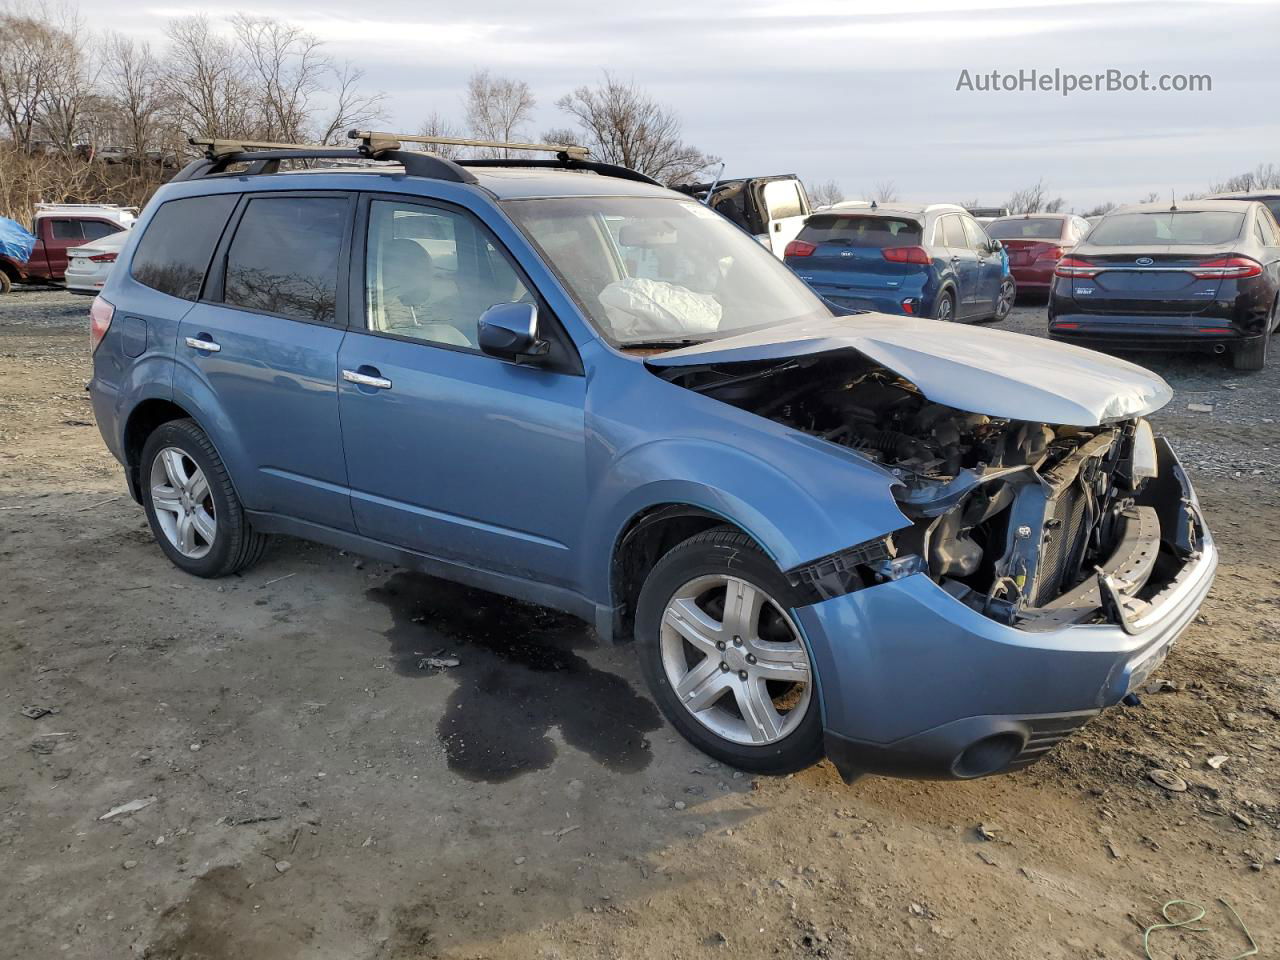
[759,179,810,257]
[176,191,356,530]
[963,216,1003,318]
[337,196,587,588]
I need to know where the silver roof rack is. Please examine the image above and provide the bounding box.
[348,129,590,161]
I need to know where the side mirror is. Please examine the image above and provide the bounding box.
[478,302,549,363]
[989,239,1003,253]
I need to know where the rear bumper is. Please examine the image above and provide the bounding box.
[1048,314,1258,352]
[1010,264,1055,289]
[799,467,1217,782]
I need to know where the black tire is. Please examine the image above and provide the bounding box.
[140,418,268,577]
[932,289,955,321]
[634,527,824,775]
[991,276,1016,322]
[1232,327,1269,371]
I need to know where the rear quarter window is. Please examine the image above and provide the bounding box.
[798,215,922,247]
[131,194,237,300]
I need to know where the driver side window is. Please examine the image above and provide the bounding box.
[365,200,530,350]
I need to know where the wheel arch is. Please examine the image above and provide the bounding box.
[609,503,761,642]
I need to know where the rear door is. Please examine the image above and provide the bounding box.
[758,179,810,257]
[962,216,1002,315]
[939,215,979,313]
[176,191,356,530]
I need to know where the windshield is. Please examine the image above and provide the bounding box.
[797,214,922,248]
[503,196,830,345]
[986,218,1063,240]
[1087,211,1244,246]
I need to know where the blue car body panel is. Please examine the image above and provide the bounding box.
[88,165,1212,781]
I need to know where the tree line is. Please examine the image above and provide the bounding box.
[0,1,714,222]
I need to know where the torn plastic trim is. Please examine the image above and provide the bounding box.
[785,535,896,604]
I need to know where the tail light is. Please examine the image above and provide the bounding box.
[1035,245,1064,261]
[1054,256,1098,278]
[88,252,117,263]
[882,245,931,265]
[784,240,816,258]
[89,296,114,353]
[1190,256,1262,280]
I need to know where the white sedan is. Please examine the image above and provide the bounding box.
[65,229,130,295]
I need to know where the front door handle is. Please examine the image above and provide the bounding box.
[185,335,220,352]
[342,368,392,390]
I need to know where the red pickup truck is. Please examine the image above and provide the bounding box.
[0,204,135,292]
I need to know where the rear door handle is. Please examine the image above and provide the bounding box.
[342,368,392,390]
[185,335,220,352]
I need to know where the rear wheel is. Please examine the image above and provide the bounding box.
[992,276,1016,321]
[140,418,268,577]
[933,290,955,322]
[635,528,823,775]
[1232,325,1270,371]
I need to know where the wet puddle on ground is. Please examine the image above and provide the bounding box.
[367,571,661,782]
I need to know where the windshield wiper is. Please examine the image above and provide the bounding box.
[617,338,705,350]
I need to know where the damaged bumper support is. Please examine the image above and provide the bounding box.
[799,531,1215,781]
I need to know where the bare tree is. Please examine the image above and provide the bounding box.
[102,33,164,155]
[1139,190,1160,204]
[555,73,713,184]
[870,179,898,203]
[0,6,72,147]
[1209,163,1280,194]
[161,16,254,140]
[416,110,465,158]
[808,180,844,207]
[1006,179,1065,214]
[1082,201,1116,218]
[464,69,534,157]
[315,61,383,144]
[231,13,326,142]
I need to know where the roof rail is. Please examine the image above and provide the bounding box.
[172,136,476,185]
[348,129,590,161]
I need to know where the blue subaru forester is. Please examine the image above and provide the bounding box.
[87,132,1216,782]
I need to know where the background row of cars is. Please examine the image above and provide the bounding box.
[772,186,1280,371]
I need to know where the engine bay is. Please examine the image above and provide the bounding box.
[658,351,1201,626]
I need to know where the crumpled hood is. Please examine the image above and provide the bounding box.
[646,313,1172,426]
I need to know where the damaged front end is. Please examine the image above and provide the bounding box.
[656,350,1207,629]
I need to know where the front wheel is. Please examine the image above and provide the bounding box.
[635,528,823,775]
[0,270,12,295]
[140,418,268,577]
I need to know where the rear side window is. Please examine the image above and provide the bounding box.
[81,221,121,241]
[940,216,968,248]
[986,218,1064,240]
[1088,211,1244,246]
[798,215,922,247]
[132,195,237,300]
[223,196,347,324]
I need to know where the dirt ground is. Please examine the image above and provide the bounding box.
[2,288,1277,960]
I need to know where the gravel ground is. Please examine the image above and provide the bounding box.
[2,287,1278,960]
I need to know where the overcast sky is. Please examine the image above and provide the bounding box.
[107,0,1279,210]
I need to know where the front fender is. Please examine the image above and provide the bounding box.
[580,435,909,602]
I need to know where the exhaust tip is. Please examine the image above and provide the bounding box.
[952,733,1023,779]
[1212,343,1227,355]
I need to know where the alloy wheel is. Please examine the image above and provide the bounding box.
[149,446,216,559]
[659,574,813,746]
[995,278,1015,320]
[935,295,954,321]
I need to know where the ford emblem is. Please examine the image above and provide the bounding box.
[1136,256,1154,265]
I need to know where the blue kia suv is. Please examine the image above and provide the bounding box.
[87,133,1215,782]
[785,203,1015,322]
